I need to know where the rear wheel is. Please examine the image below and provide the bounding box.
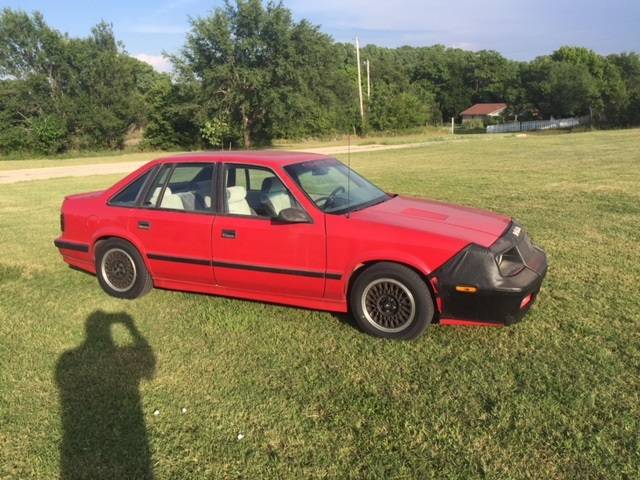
[349,262,434,340]
[95,239,152,299]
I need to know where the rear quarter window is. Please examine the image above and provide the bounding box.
[110,170,153,206]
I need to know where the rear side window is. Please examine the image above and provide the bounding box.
[110,170,153,206]
[143,164,215,212]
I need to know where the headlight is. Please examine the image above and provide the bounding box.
[495,246,525,276]
[491,221,527,277]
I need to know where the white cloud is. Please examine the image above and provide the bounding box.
[133,53,173,73]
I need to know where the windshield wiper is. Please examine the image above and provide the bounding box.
[346,195,391,214]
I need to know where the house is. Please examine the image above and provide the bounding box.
[460,103,508,123]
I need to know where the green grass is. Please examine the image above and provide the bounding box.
[1,129,639,479]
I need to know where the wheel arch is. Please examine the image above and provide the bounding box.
[91,230,151,272]
[344,259,438,319]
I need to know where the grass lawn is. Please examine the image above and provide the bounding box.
[0,129,639,479]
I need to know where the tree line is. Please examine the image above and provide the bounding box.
[1,1,639,155]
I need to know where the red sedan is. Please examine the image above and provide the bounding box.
[54,152,547,340]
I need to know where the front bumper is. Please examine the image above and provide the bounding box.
[429,222,548,326]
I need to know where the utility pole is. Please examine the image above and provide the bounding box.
[355,36,364,121]
[366,59,371,99]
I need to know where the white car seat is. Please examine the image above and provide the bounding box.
[176,191,196,211]
[159,187,185,210]
[227,186,252,215]
[148,186,162,206]
[260,177,292,216]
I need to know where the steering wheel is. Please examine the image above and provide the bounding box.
[315,186,346,209]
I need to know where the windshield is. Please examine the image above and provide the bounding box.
[284,158,391,214]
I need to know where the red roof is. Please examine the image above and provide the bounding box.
[152,151,329,167]
[460,103,508,116]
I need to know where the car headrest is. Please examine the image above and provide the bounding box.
[261,176,284,194]
[226,185,247,203]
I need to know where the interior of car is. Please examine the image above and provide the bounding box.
[132,163,299,217]
[225,165,298,218]
[145,165,213,212]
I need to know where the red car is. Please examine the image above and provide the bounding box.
[54,152,547,340]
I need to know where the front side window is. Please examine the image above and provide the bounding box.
[224,164,300,218]
[284,158,390,214]
[143,164,215,212]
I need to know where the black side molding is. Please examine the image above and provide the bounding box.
[146,253,342,280]
[147,253,210,266]
[211,260,325,278]
[54,239,89,252]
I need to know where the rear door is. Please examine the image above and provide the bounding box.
[211,163,326,298]
[128,162,217,285]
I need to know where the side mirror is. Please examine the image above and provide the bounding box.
[274,207,311,224]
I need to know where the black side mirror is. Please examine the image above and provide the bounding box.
[274,207,311,224]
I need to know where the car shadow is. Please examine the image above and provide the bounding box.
[330,312,361,332]
[55,311,156,480]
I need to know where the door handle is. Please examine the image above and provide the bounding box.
[221,229,236,239]
[138,221,151,230]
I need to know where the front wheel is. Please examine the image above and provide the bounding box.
[95,238,153,299]
[349,262,434,340]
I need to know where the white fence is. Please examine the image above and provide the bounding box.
[487,115,591,134]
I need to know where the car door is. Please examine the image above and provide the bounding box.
[211,163,326,298]
[128,162,217,285]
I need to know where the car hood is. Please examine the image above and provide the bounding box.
[352,195,511,247]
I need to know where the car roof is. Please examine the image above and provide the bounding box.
[150,151,331,168]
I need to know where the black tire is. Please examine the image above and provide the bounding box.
[349,262,434,340]
[95,238,153,299]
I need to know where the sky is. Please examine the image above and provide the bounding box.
[3,0,639,72]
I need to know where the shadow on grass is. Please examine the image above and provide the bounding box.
[331,312,361,333]
[55,311,156,480]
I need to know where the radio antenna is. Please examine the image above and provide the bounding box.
[346,131,352,218]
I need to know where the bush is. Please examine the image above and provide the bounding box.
[0,126,30,153]
[201,117,232,149]
[31,116,68,154]
[462,119,485,129]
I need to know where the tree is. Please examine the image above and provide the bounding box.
[2,5,640,156]
[608,53,640,125]
[142,75,201,149]
[0,9,156,153]
[172,0,354,147]
[368,83,439,131]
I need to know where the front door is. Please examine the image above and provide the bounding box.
[212,163,325,298]
[128,162,217,285]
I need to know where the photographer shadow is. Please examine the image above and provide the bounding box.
[55,311,155,480]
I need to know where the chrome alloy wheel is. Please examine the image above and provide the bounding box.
[361,278,416,333]
[100,248,137,293]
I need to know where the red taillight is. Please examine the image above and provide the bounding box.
[520,293,533,309]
